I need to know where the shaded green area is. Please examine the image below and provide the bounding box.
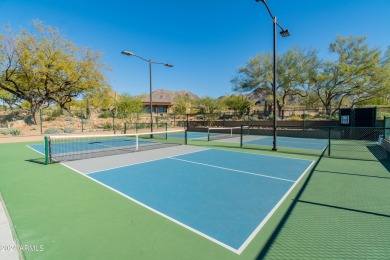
[0,139,388,259]
[260,157,390,259]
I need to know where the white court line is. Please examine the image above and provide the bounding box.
[33,145,316,255]
[85,148,210,175]
[236,160,316,254]
[202,147,315,162]
[26,144,45,156]
[169,157,295,183]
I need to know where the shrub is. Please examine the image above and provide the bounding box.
[63,128,75,133]
[1,128,11,135]
[66,116,74,122]
[51,110,63,118]
[81,119,89,125]
[10,129,21,136]
[44,128,63,134]
[290,115,302,121]
[102,122,112,130]
[99,111,113,119]
[1,128,22,136]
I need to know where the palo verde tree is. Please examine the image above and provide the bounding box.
[309,35,387,115]
[222,94,252,115]
[231,47,319,116]
[0,20,109,124]
[196,96,221,114]
[172,94,193,115]
[116,93,144,124]
[0,88,21,110]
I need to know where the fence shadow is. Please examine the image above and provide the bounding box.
[25,158,46,165]
[255,148,326,259]
[367,145,390,171]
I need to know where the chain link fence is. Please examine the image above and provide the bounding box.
[187,125,390,161]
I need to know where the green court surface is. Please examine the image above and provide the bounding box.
[0,140,389,259]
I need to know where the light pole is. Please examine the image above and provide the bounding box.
[256,0,290,151]
[121,51,173,136]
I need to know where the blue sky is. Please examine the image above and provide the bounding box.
[1,0,389,98]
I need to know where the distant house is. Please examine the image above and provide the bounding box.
[140,89,199,113]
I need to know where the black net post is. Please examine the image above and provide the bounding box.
[328,126,331,156]
[240,125,243,148]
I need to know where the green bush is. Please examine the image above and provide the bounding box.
[66,116,74,122]
[81,119,89,125]
[99,111,113,119]
[113,123,123,130]
[44,128,63,134]
[1,128,11,135]
[10,129,21,136]
[290,115,303,121]
[102,122,112,130]
[51,110,63,118]
[64,128,75,133]
[1,128,22,136]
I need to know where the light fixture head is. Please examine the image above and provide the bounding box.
[164,64,174,67]
[280,29,290,37]
[121,51,134,56]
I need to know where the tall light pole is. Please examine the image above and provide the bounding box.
[256,0,290,151]
[121,51,173,136]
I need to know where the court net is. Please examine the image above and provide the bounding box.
[44,130,187,163]
[207,126,249,141]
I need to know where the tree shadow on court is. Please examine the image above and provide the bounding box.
[255,149,326,259]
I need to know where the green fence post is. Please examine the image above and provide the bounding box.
[44,136,50,165]
[124,123,127,134]
[185,130,188,145]
[328,127,331,156]
[165,123,168,139]
[136,123,138,133]
[40,109,43,135]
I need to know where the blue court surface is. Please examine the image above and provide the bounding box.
[81,149,314,253]
[244,136,328,151]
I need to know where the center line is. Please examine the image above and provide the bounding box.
[169,157,295,183]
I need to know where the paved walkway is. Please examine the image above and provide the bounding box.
[0,194,19,260]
